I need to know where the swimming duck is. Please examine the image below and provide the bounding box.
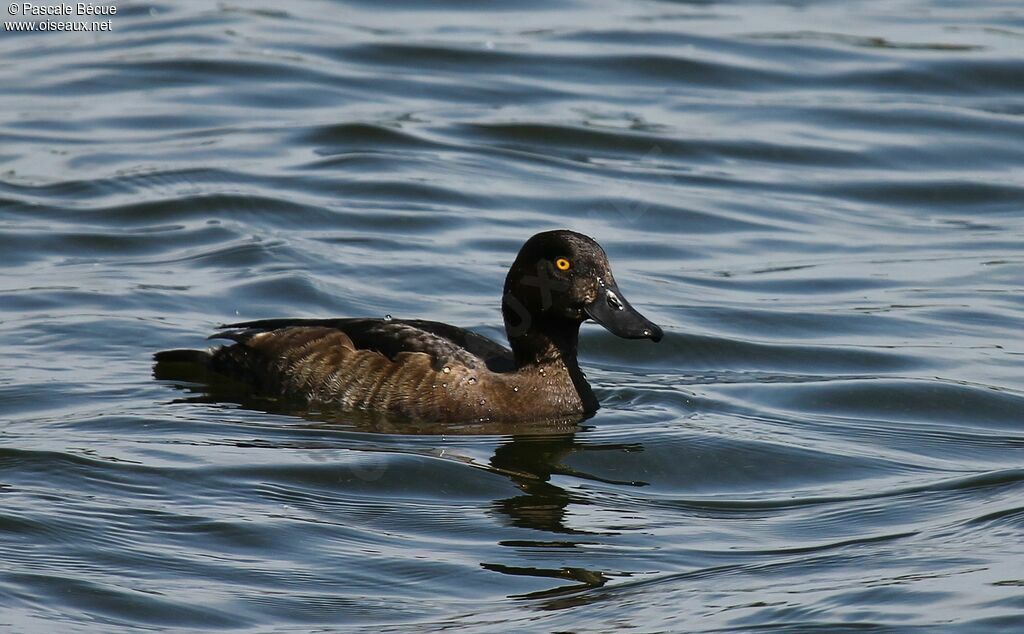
[155,230,662,422]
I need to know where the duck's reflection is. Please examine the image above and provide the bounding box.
[154,367,647,599]
[489,431,646,535]
[483,431,647,600]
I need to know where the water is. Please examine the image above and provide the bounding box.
[2,0,1023,630]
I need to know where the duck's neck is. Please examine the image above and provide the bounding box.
[502,307,597,412]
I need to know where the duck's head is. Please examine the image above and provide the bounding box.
[502,230,663,343]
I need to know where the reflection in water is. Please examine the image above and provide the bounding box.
[490,432,647,534]
[480,562,612,601]
[154,363,647,597]
[492,434,582,535]
[485,432,649,598]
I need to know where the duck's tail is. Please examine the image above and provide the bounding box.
[153,348,214,382]
[154,349,212,365]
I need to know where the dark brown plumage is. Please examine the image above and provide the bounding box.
[155,230,662,423]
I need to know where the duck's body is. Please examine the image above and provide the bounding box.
[203,317,593,422]
[155,230,661,423]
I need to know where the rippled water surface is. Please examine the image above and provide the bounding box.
[2,0,1024,630]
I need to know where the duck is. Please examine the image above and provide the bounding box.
[154,230,662,422]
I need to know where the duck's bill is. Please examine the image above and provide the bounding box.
[584,282,663,342]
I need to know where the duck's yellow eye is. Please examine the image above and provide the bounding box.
[555,257,571,271]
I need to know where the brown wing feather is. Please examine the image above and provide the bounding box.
[209,326,496,420]
[214,318,513,372]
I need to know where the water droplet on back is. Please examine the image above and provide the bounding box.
[384,314,393,321]
[442,366,451,374]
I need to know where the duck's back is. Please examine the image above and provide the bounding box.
[207,318,516,421]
